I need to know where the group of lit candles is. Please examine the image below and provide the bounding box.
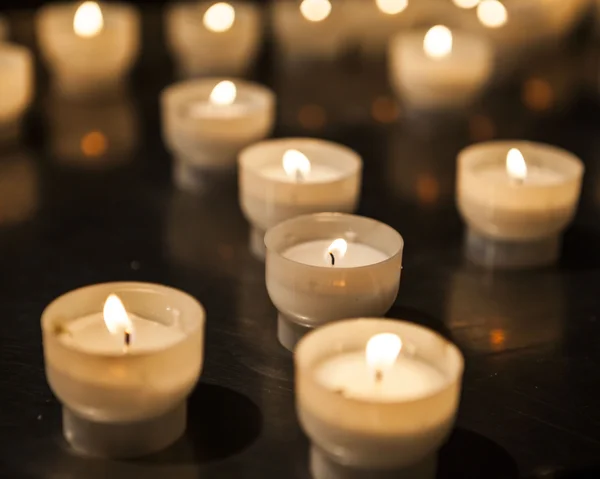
[0,0,583,476]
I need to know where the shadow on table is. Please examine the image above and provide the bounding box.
[438,428,519,479]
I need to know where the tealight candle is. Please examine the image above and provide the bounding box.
[239,138,362,259]
[41,282,205,458]
[162,78,275,180]
[36,1,140,99]
[296,318,463,476]
[389,25,493,111]
[271,0,349,62]
[0,43,33,142]
[265,213,403,351]
[165,1,262,78]
[457,141,584,268]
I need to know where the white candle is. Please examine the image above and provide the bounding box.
[457,141,584,268]
[61,313,185,354]
[283,239,387,267]
[389,25,493,110]
[42,282,205,458]
[162,78,275,174]
[265,213,403,351]
[296,319,464,472]
[239,139,362,259]
[316,354,445,401]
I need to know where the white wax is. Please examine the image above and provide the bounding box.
[186,101,253,119]
[477,164,564,186]
[283,240,388,267]
[260,163,343,183]
[60,313,185,354]
[315,352,446,402]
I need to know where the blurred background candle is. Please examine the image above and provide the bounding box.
[389,25,493,111]
[272,0,349,63]
[0,148,38,225]
[296,318,463,476]
[36,1,140,99]
[457,141,584,268]
[162,78,275,186]
[166,1,262,78]
[42,282,205,458]
[0,14,10,41]
[265,213,403,351]
[0,43,33,143]
[239,138,362,259]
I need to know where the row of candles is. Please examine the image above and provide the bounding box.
[5,0,582,476]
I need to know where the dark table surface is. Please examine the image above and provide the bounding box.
[1,6,600,479]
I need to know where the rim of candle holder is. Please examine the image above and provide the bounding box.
[264,213,403,271]
[296,318,464,406]
[41,281,205,358]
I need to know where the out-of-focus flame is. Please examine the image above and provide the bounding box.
[452,0,480,9]
[366,333,402,380]
[423,25,453,59]
[376,0,408,15]
[506,148,527,181]
[477,0,508,28]
[74,1,104,38]
[203,2,235,33]
[300,0,332,22]
[103,294,133,337]
[282,149,311,181]
[209,80,237,105]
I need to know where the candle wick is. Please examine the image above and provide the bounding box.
[329,252,335,266]
[124,329,131,351]
[295,168,304,183]
[375,369,383,383]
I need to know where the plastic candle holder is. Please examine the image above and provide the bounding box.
[162,78,275,180]
[36,2,140,100]
[389,26,493,112]
[265,213,403,351]
[457,141,584,269]
[165,1,262,78]
[41,282,205,458]
[0,43,33,143]
[296,318,464,477]
[239,138,362,260]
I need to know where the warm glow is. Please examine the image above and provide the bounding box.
[209,80,236,106]
[376,0,408,15]
[452,0,480,9]
[506,148,527,181]
[81,130,108,158]
[73,1,104,38]
[326,238,348,264]
[283,149,311,181]
[366,333,402,379]
[103,294,133,336]
[300,0,332,22]
[423,25,453,59]
[477,0,508,28]
[203,2,235,33]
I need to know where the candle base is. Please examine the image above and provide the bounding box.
[173,159,235,193]
[62,402,186,459]
[52,75,126,102]
[310,446,437,479]
[250,227,266,261]
[465,229,561,269]
[278,314,312,352]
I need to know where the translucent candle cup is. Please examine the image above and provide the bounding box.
[265,213,403,351]
[457,140,584,268]
[36,2,140,99]
[296,318,464,478]
[239,138,362,259]
[41,282,205,458]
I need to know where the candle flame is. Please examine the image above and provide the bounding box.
[326,238,347,265]
[73,1,104,38]
[283,149,311,182]
[366,333,402,379]
[452,0,480,9]
[423,25,453,60]
[300,0,332,22]
[477,0,508,28]
[103,294,133,337]
[376,0,408,15]
[203,2,235,33]
[209,80,236,106]
[506,148,527,181]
